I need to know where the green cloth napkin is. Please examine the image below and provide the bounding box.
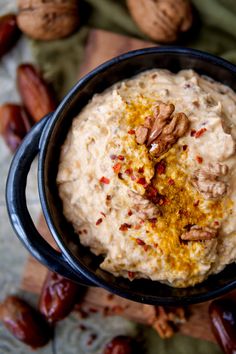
[31,0,236,98]
[31,1,236,353]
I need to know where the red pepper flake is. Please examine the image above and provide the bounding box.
[137,177,147,186]
[103,306,110,316]
[134,224,141,230]
[145,185,158,198]
[99,176,110,184]
[214,220,219,226]
[75,306,89,318]
[196,155,203,164]
[156,160,166,175]
[128,129,135,135]
[138,167,144,173]
[79,324,87,331]
[125,168,133,176]
[107,293,114,300]
[110,154,117,160]
[127,210,133,216]
[113,163,122,174]
[118,172,123,179]
[190,129,196,137]
[111,305,123,314]
[163,198,169,205]
[136,238,145,246]
[89,307,98,313]
[195,128,207,138]
[128,271,135,279]
[96,218,103,225]
[149,218,157,227]
[143,245,149,252]
[87,334,97,346]
[178,209,189,217]
[119,223,131,231]
[168,178,175,186]
[118,155,125,160]
[183,144,188,151]
[100,212,106,217]
[193,200,199,207]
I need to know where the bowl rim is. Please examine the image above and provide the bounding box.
[38,46,236,305]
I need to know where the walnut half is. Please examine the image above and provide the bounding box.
[181,225,218,241]
[135,102,190,158]
[192,163,228,199]
[151,306,187,339]
[128,190,160,219]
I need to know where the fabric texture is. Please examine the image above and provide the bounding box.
[32,0,236,99]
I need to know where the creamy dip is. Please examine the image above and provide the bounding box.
[57,69,236,288]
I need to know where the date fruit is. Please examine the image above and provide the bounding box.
[0,295,52,348]
[17,64,56,122]
[104,336,138,354]
[0,103,32,152]
[209,299,236,354]
[39,271,85,323]
[0,14,21,58]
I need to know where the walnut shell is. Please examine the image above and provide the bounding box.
[17,0,80,40]
[127,0,193,43]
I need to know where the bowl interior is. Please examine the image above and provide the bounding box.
[40,48,236,304]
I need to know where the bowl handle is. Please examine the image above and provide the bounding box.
[6,114,94,287]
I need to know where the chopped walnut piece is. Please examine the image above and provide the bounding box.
[192,163,228,199]
[128,190,160,219]
[135,125,149,144]
[151,306,187,339]
[152,316,174,338]
[135,102,190,158]
[181,225,218,241]
[144,115,154,129]
[147,102,175,145]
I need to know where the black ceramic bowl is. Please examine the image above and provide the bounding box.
[6,47,236,305]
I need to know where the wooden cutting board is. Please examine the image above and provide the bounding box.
[20,29,235,344]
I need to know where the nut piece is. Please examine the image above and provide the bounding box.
[181,225,218,241]
[135,125,149,144]
[104,336,138,354]
[127,0,192,43]
[17,0,80,40]
[151,306,186,339]
[209,299,236,354]
[128,190,160,219]
[192,163,228,199]
[0,14,21,58]
[0,295,52,348]
[17,63,56,122]
[0,103,32,152]
[147,102,175,145]
[39,271,85,323]
[135,102,190,158]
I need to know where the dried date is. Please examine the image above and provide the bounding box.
[39,271,85,323]
[104,336,138,354]
[17,64,56,122]
[0,103,32,152]
[0,295,52,348]
[0,14,21,58]
[209,299,236,354]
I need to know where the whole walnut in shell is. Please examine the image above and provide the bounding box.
[17,0,80,40]
[127,0,193,43]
